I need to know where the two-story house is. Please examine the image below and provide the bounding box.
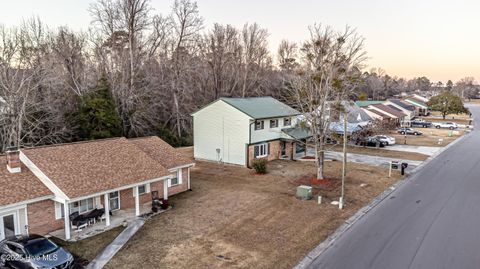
[192,97,309,167]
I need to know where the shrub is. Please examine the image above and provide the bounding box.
[252,158,268,174]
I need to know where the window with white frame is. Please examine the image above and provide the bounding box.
[283,117,291,126]
[170,171,179,186]
[254,143,268,158]
[138,185,146,194]
[270,119,278,128]
[254,120,264,130]
[69,198,94,214]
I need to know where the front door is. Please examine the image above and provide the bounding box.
[0,213,17,240]
[109,191,120,211]
[280,141,286,156]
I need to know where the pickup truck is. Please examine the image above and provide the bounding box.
[410,120,432,128]
[432,122,458,129]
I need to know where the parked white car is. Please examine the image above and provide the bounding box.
[432,122,458,129]
[373,135,396,146]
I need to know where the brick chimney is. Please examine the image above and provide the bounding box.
[6,147,21,173]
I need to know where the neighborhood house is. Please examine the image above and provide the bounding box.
[0,136,194,241]
[192,97,310,167]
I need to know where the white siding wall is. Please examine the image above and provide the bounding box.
[193,101,251,165]
[250,117,297,144]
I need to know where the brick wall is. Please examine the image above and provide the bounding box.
[168,167,189,196]
[27,200,64,235]
[248,140,283,167]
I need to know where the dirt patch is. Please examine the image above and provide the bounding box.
[389,128,465,147]
[100,150,401,269]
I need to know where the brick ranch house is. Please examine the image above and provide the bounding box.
[0,136,194,241]
[192,97,311,167]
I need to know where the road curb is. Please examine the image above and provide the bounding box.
[293,131,472,269]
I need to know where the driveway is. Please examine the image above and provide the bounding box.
[384,144,442,156]
[301,148,423,171]
[303,104,480,269]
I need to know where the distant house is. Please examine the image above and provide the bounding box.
[192,97,308,167]
[0,137,194,241]
[404,97,429,116]
[326,101,373,135]
[385,99,416,120]
[364,104,407,126]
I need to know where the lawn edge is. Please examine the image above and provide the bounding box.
[293,131,472,269]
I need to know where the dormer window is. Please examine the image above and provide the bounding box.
[270,119,278,128]
[255,120,264,130]
[283,118,291,126]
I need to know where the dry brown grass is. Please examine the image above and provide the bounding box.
[102,148,402,269]
[389,127,465,147]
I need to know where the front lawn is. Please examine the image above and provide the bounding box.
[99,148,402,269]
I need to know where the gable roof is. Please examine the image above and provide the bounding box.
[355,100,384,107]
[219,97,300,119]
[389,99,416,111]
[282,127,312,140]
[129,136,194,170]
[22,138,171,200]
[370,104,407,118]
[405,98,428,108]
[343,102,373,123]
[366,108,392,119]
[0,158,52,207]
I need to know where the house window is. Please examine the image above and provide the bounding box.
[284,118,291,126]
[255,120,264,130]
[254,143,268,158]
[170,171,179,186]
[109,191,120,211]
[69,198,94,214]
[270,119,278,128]
[138,184,146,194]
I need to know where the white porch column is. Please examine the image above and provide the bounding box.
[187,168,191,190]
[134,186,140,216]
[104,194,110,227]
[63,201,71,240]
[163,179,169,200]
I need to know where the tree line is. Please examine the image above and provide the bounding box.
[0,0,478,153]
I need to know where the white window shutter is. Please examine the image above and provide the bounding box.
[146,183,151,193]
[132,187,136,197]
[167,178,172,187]
[179,169,183,184]
[54,202,62,220]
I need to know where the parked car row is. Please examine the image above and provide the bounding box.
[355,135,396,148]
[397,127,423,136]
[432,122,458,129]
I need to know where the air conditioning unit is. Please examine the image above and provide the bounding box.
[296,185,313,200]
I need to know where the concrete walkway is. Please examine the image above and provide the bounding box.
[86,218,145,269]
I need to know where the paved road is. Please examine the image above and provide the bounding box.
[307,105,480,269]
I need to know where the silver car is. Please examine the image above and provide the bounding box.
[0,234,74,269]
[373,135,396,146]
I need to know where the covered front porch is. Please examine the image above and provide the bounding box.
[53,178,169,241]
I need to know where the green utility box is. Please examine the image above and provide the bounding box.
[297,185,313,200]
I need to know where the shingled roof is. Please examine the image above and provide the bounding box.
[22,138,171,199]
[129,136,193,169]
[0,157,52,207]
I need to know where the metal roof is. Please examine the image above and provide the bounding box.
[282,127,312,140]
[355,100,384,107]
[220,96,301,119]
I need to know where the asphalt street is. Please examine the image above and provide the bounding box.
[308,105,480,269]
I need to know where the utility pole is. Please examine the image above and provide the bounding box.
[340,111,347,209]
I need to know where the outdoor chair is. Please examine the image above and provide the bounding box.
[69,212,88,232]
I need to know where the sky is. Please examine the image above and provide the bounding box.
[1,0,479,83]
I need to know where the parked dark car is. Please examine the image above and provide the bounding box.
[355,137,387,148]
[410,120,432,128]
[397,127,422,135]
[0,234,74,269]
